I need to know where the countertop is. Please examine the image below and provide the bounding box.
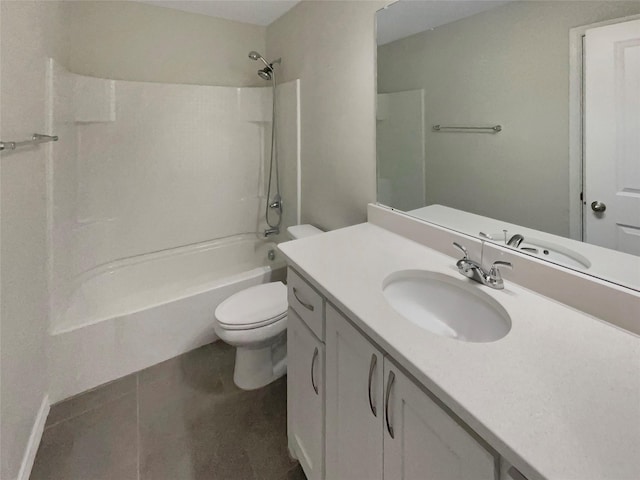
[278,223,640,480]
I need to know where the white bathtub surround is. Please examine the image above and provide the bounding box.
[253,78,302,244]
[278,222,640,480]
[273,79,302,231]
[73,74,116,122]
[55,235,280,334]
[48,61,300,319]
[50,235,285,402]
[46,60,300,401]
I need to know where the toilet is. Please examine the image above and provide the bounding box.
[214,224,323,390]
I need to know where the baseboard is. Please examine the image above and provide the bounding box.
[16,395,49,480]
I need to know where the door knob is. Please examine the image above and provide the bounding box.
[591,201,606,213]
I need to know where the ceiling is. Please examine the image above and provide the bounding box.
[377,1,511,45]
[135,0,300,26]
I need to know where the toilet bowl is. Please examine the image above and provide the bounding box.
[214,224,323,390]
[215,282,288,390]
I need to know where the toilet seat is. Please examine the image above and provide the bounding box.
[218,311,286,331]
[215,281,287,331]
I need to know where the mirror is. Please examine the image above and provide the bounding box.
[376,0,640,291]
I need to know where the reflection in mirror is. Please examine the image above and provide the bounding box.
[376,1,640,290]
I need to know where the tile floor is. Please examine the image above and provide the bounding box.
[31,342,304,480]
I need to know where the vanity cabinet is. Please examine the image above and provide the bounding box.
[324,303,496,480]
[288,268,497,480]
[325,304,384,480]
[287,268,326,480]
[288,308,324,480]
[383,361,496,480]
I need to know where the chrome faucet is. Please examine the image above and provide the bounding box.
[453,242,513,290]
[507,234,524,248]
[264,227,280,237]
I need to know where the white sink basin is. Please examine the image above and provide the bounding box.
[382,270,511,343]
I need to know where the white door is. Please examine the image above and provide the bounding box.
[325,304,384,480]
[584,18,640,255]
[383,362,496,480]
[287,309,324,480]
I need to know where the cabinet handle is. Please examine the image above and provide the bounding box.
[293,287,315,311]
[368,354,378,417]
[310,347,319,395]
[385,370,395,439]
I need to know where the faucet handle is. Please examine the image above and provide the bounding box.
[486,260,513,289]
[452,242,469,260]
[489,260,513,279]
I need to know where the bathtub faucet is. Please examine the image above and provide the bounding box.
[264,227,280,237]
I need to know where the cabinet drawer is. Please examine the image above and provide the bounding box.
[288,267,324,340]
[288,308,325,480]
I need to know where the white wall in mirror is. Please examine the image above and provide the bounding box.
[376,0,640,291]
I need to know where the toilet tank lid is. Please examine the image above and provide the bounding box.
[287,224,323,239]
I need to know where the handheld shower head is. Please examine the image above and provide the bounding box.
[248,50,271,69]
[248,51,282,81]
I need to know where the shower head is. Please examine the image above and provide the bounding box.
[248,50,281,80]
[258,68,272,81]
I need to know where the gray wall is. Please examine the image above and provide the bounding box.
[0,2,268,477]
[0,2,68,478]
[378,1,640,237]
[65,0,266,87]
[267,0,387,230]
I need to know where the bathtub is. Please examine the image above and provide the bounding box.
[49,234,285,402]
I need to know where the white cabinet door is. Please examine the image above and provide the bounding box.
[383,362,496,480]
[325,304,384,480]
[288,308,324,480]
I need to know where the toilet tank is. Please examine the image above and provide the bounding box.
[287,224,323,240]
